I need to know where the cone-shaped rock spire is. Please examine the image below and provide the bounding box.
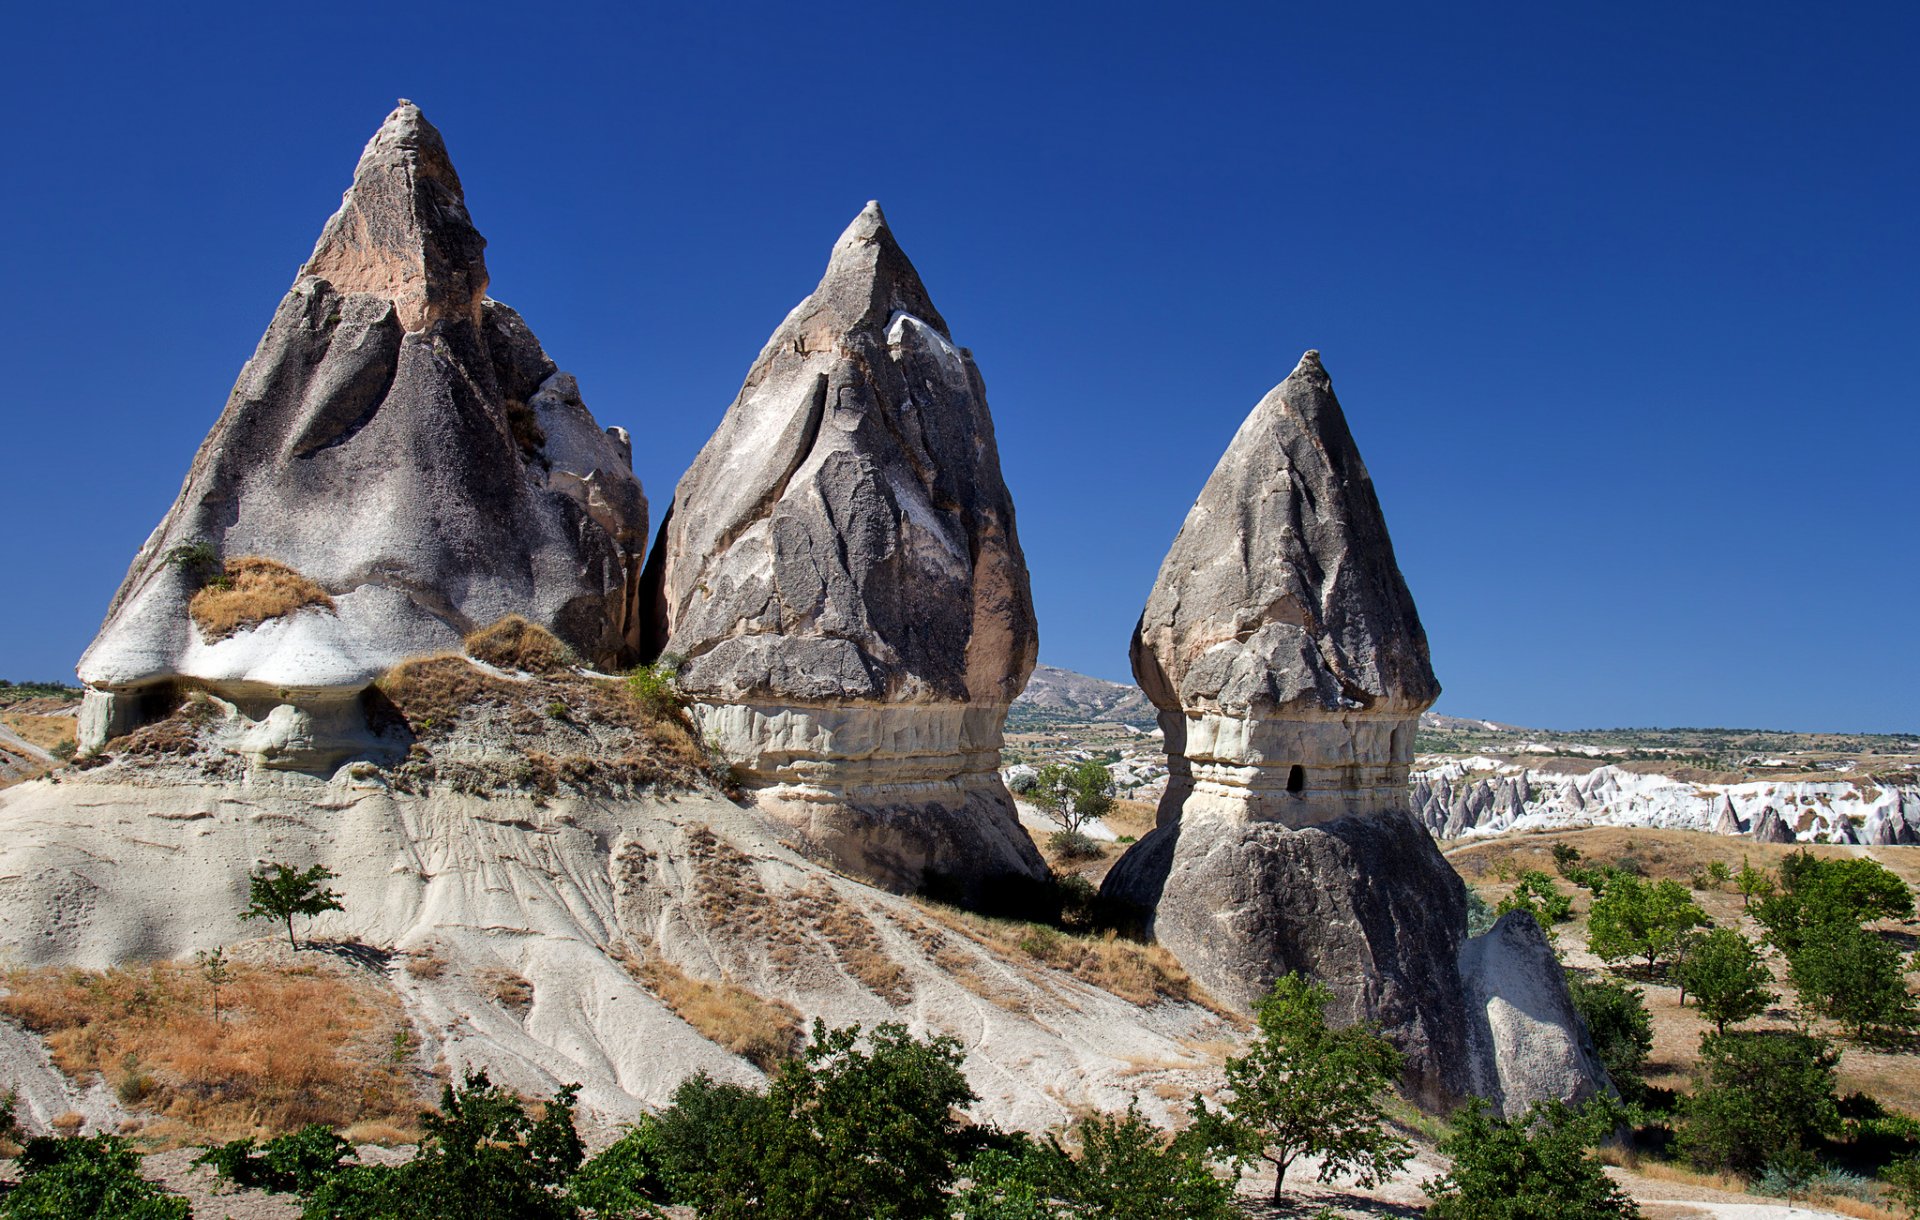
[642,203,1042,893]
[1132,350,1438,724]
[77,104,647,765]
[1103,352,1606,1114]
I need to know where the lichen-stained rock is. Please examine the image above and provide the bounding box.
[77,103,645,758]
[643,202,1043,895]
[1105,352,1605,1114]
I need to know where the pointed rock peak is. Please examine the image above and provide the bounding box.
[812,200,949,338]
[299,102,489,332]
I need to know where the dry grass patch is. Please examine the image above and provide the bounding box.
[791,883,913,1006]
[2,712,76,755]
[0,958,422,1145]
[478,967,534,1017]
[188,556,334,641]
[913,901,1220,1012]
[463,615,578,674]
[618,950,801,1071]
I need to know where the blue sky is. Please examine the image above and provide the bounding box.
[2,2,1913,732]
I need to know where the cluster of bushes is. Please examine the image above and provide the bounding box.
[1540,843,1920,1209]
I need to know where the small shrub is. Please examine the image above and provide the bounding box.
[187,556,335,640]
[1047,829,1103,860]
[626,657,684,716]
[4,1133,192,1219]
[1424,1097,1639,1219]
[1017,925,1064,961]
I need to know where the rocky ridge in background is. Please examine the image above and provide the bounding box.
[76,102,646,768]
[1104,351,1606,1114]
[640,203,1044,897]
[1414,758,1920,845]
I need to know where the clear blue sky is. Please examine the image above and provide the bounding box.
[2,2,1913,733]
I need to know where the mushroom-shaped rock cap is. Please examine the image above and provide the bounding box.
[77,104,645,703]
[1130,351,1438,719]
[645,203,1035,706]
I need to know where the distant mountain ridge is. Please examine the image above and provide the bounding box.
[1012,665,1155,726]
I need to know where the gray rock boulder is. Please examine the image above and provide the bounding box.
[76,103,647,762]
[1458,913,1609,1113]
[1105,352,1605,1114]
[641,202,1043,895]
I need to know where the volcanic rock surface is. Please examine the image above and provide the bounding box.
[642,203,1043,895]
[1105,352,1605,1113]
[76,103,646,765]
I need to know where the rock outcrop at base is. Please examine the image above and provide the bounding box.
[1105,351,1605,1113]
[641,203,1043,895]
[77,104,646,764]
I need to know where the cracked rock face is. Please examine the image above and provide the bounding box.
[642,203,1042,894]
[1105,353,1604,1113]
[77,104,646,758]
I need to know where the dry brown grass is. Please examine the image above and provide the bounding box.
[1447,825,1920,890]
[2,712,76,755]
[188,556,334,640]
[617,950,801,1071]
[0,958,423,1145]
[791,882,914,1006]
[913,900,1222,1012]
[478,968,534,1017]
[463,616,578,675]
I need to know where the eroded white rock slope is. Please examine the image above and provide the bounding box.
[1416,756,1920,845]
[0,772,1233,1131]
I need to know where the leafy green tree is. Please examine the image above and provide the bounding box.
[1678,1030,1841,1174]
[1885,1153,1920,1218]
[240,862,345,950]
[193,1124,353,1194]
[301,1071,584,1220]
[1675,929,1774,1034]
[1197,973,1410,1204]
[0,1134,192,1219]
[1551,843,1583,878]
[1786,919,1918,1042]
[610,1021,980,1220]
[1030,760,1116,838]
[1585,874,1711,975]
[1424,1096,1639,1220]
[1564,973,1653,1101]
[1735,856,1774,910]
[1497,870,1576,941]
[1755,851,1913,958]
[949,1106,1237,1220]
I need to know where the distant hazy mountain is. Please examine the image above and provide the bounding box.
[1013,665,1156,726]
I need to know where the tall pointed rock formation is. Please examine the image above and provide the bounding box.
[1104,353,1606,1114]
[78,103,647,763]
[642,202,1043,894]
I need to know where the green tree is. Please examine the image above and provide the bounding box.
[1497,871,1576,941]
[1030,760,1116,842]
[1755,851,1913,958]
[1585,874,1711,975]
[1564,973,1653,1101]
[240,862,345,950]
[1551,843,1583,878]
[1885,1153,1920,1219]
[1675,929,1775,1034]
[611,1021,981,1220]
[300,1071,584,1220]
[1678,1030,1841,1174]
[1734,856,1774,910]
[1423,1096,1639,1220]
[0,1134,192,1219]
[1786,919,1918,1042]
[949,1105,1237,1220]
[1198,973,1410,1204]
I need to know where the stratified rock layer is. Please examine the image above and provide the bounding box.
[77,104,645,762]
[1106,352,1604,1113]
[643,203,1042,894]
